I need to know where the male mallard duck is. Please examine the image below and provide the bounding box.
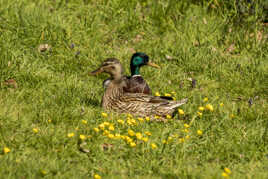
[91,58,187,120]
[103,52,160,95]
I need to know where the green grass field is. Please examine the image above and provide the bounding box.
[0,0,267,178]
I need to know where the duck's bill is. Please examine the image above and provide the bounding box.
[90,68,103,75]
[146,62,160,68]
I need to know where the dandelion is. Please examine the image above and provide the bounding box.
[203,97,208,102]
[128,129,135,136]
[164,93,171,97]
[103,122,110,126]
[93,128,99,133]
[154,115,160,119]
[198,106,205,111]
[137,117,144,122]
[117,119,125,125]
[145,117,150,121]
[94,174,102,179]
[32,128,38,133]
[151,143,157,149]
[81,120,87,124]
[220,103,224,107]
[205,104,214,111]
[125,136,133,143]
[230,114,235,119]
[162,140,167,144]
[101,112,108,118]
[155,92,160,96]
[108,134,115,139]
[166,114,172,119]
[197,130,203,136]
[80,134,86,140]
[127,114,133,118]
[222,172,229,178]
[48,119,52,123]
[130,118,137,125]
[130,142,136,147]
[136,132,142,140]
[108,125,115,131]
[67,133,75,138]
[3,147,10,154]
[103,130,109,136]
[168,136,173,141]
[114,133,121,139]
[182,129,189,133]
[99,123,105,130]
[142,137,148,142]
[178,109,184,115]
[184,123,190,128]
[178,138,185,143]
[172,97,176,101]
[197,112,203,117]
[224,168,231,174]
[41,170,47,175]
[185,135,190,139]
[144,131,152,136]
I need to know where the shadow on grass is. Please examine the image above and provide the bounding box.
[81,97,100,107]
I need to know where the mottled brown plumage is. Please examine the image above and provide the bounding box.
[91,58,187,120]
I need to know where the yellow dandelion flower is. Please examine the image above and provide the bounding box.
[151,143,157,149]
[224,168,231,174]
[126,136,133,143]
[108,125,115,131]
[171,91,176,95]
[131,118,137,125]
[185,135,190,139]
[155,92,160,96]
[137,117,144,122]
[220,102,224,107]
[172,97,176,101]
[142,137,148,142]
[128,129,135,136]
[184,123,190,128]
[120,135,126,140]
[166,114,172,119]
[178,138,185,143]
[203,97,208,102]
[3,147,10,154]
[103,122,110,126]
[182,129,189,133]
[127,119,132,125]
[130,142,136,147]
[32,128,38,133]
[48,119,52,123]
[162,140,167,144]
[99,123,105,130]
[101,112,108,118]
[145,117,150,121]
[178,109,184,115]
[67,133,75,138]
[222,172,229,178]
[94,174,101,179]
[198,106,205,111]
[230,114,235,119]
[114,133,121,139]
[164,93,171,97]
[81,120,87,124]
[197,130,203,136]
[41,170,47,175]
[144,131,152,136]
[108,134,115,139]
[103,130,109,136]
[154,115,160,119]
[117,119,125,125]
[197,112,203,117]
[136,132,142,140]
[127,114,133,118]
[205,104,214,111]
[80,134,86,140]
[93,128,99,132]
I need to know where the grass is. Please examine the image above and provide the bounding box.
[0,0,267,178]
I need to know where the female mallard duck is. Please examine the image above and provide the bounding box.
[103,52,160,95]
[91,58,187,119]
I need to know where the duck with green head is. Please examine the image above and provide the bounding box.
[91,58,187,120]
[103,52,160,95]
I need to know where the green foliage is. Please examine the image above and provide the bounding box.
[0,0,267,178]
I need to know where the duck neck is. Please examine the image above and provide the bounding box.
[131,65,140,76]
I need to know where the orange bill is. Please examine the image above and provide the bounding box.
[146,62,160,68]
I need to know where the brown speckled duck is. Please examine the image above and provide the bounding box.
[91,58,187,120]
